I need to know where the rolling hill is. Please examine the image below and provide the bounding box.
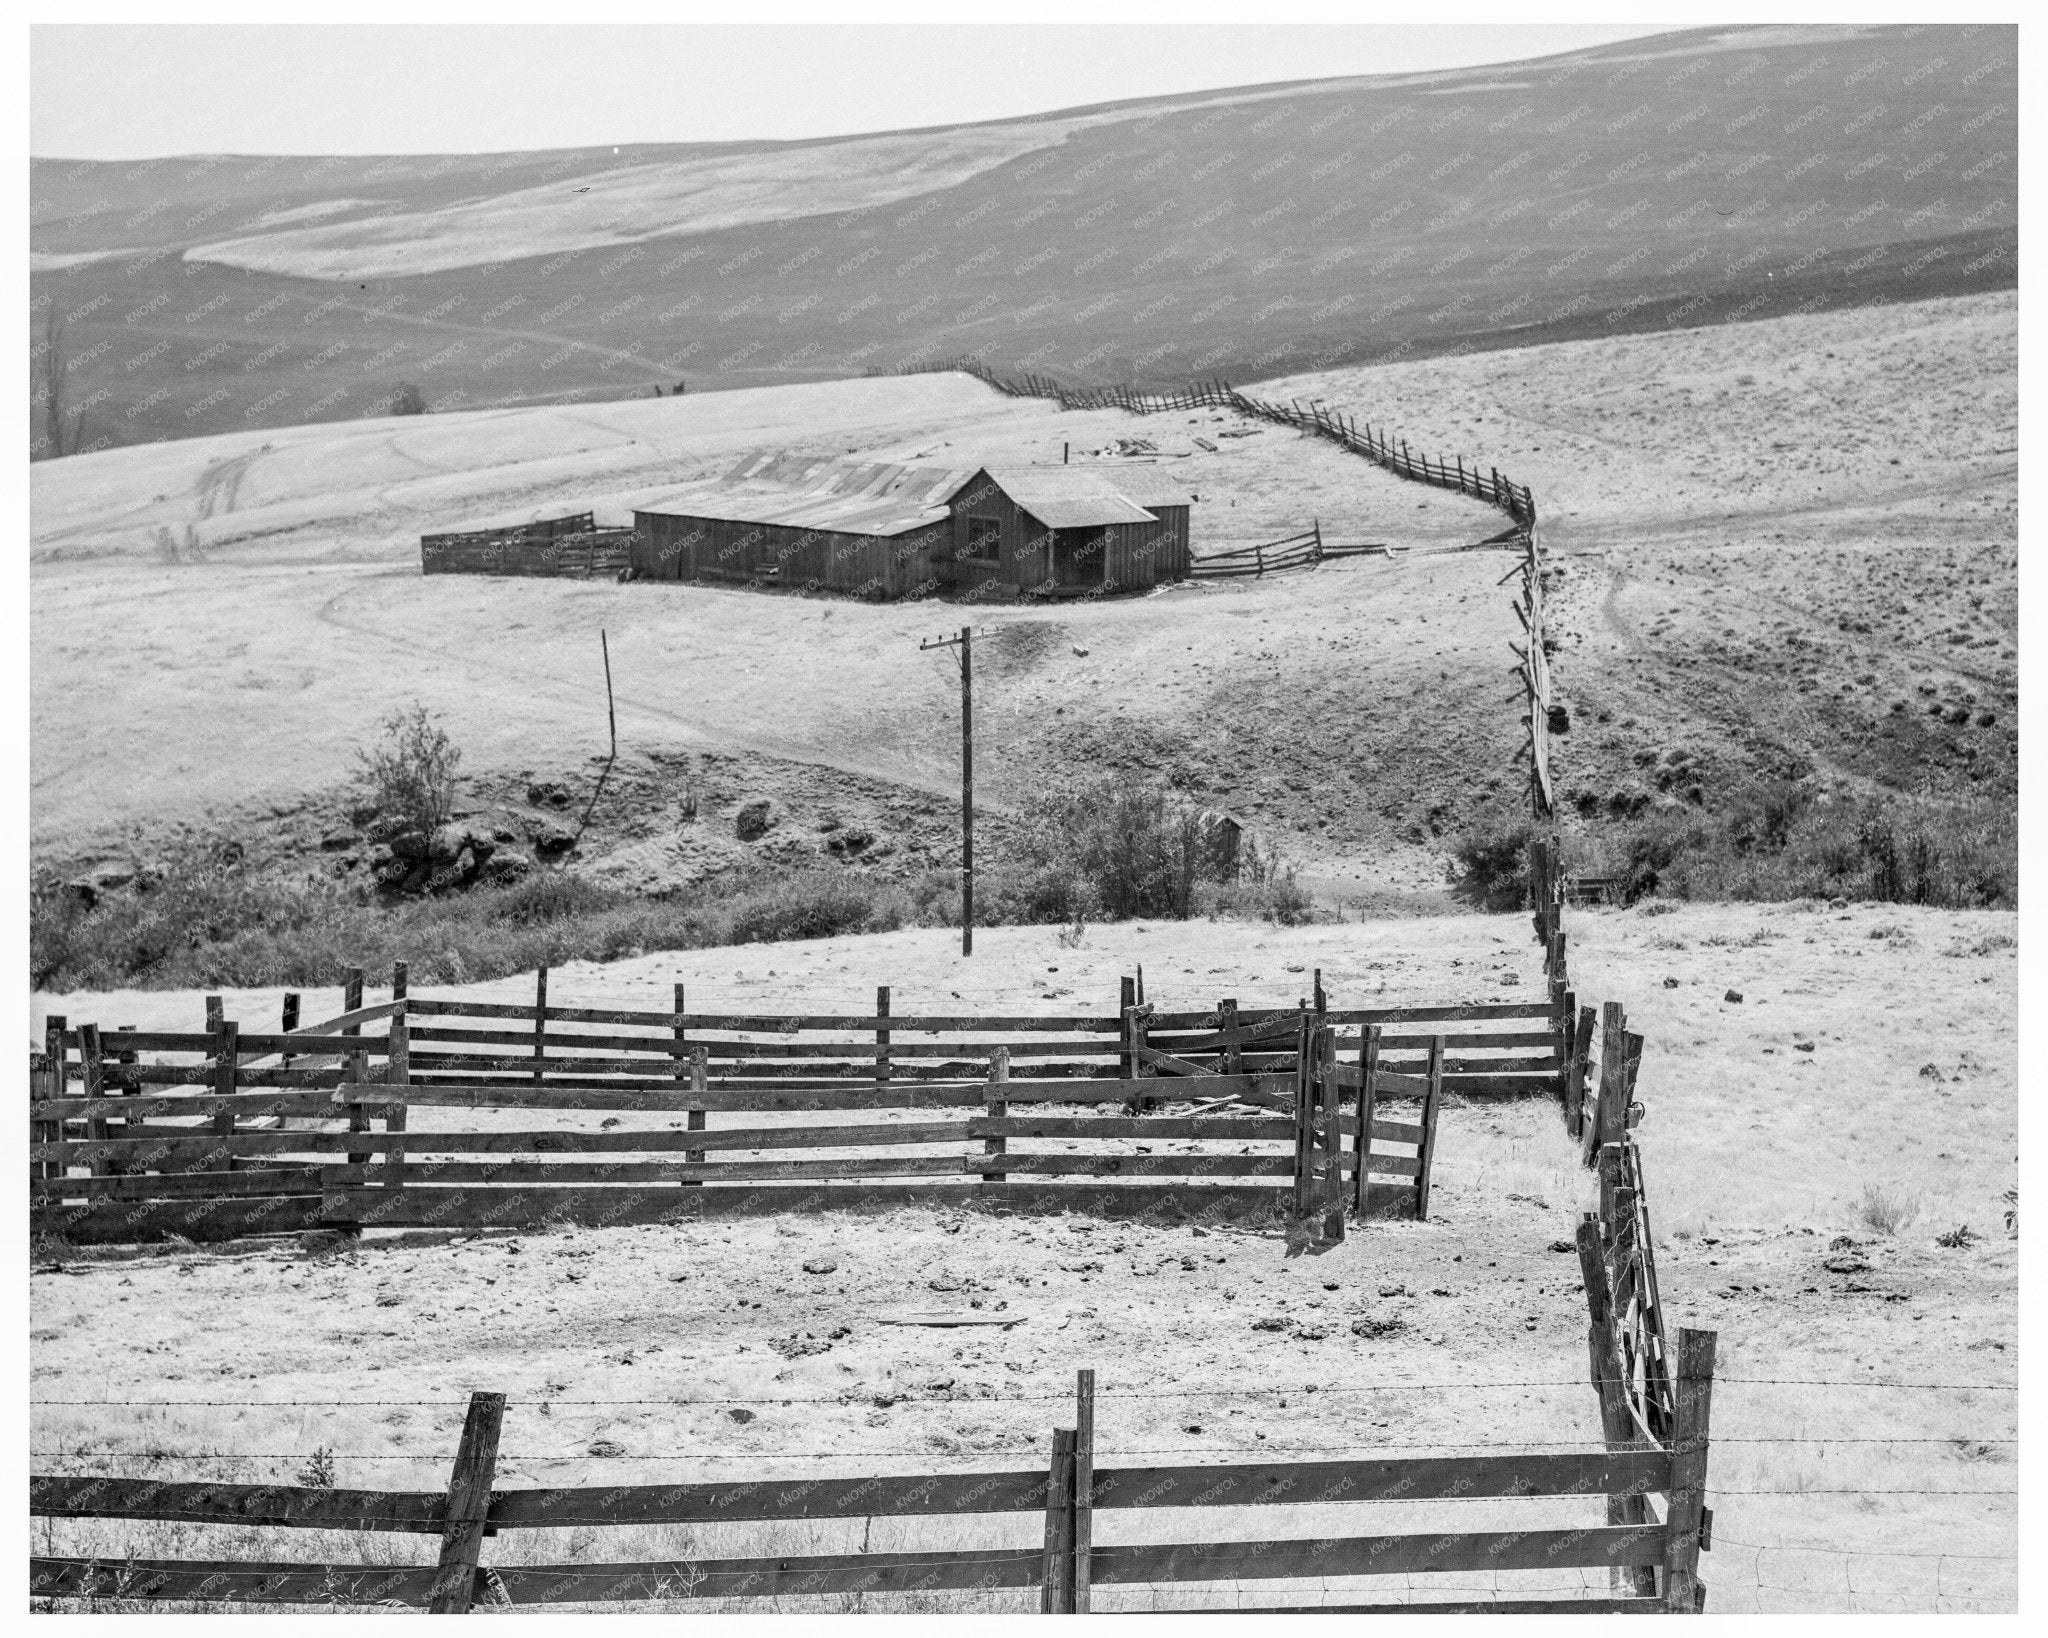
[31,23,2015,455]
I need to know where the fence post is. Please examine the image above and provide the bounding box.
[876,984,891,1087]
[1125,1004,1152,1116]
[1591,1001,1626,1177]
[385,963,410,1196]
[1318,1025,1344,1242]
[1354,1025,1381,1216]
[532,967,548,1083]
[1218,997,1240,1077]
[1117,976,1135,1082]
[1577,1214,1654,1595]
[1415,1036,1444,1220]
[427,1390,506,1613]
[984,1047,1009,1186]
[211,1019,239,1143]
[280,992,300,1073]
[1073,1369,1095,1611]
[685,1047,708,1186]
[1039,1426,1077,1612]
[1290,1006,1313,1217]
[1565,1005,1596,1139]
[78,1024,106,1177]
[1663,1328,1717,1611]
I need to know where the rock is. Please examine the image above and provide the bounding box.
[484,849,533,883]
[1498,972,1520,986]
[1351,1315,1407,1338]
[735,799,776,842]
[727,1408,756,1425]
[364,814,412,844]
[1823,1254,1871,1275]
[528,780,574,809]
[1794,1040,1816,1053]
[1250,1316,1288,1332]
[387,828,430,861]
[1724,989,1744,1003]
[1663,976,1680,988]
[62,877,100,910]
[587,1439,626,1458]
[1072,645,1090,657]
[1918,1062,1944,1080]
[533,820,577,857]
[825,826,874,856]
[1549,1239,1575,1253]
[802,1258,838,1275]
[319,830,357,851]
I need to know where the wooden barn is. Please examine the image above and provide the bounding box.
[629,454,1194,601]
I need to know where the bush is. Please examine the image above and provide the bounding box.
[356,703,460,835]
[1014,776,1248,921]
[391,383,427,416]
[1449,817,1540,910]
[721,871,907,944]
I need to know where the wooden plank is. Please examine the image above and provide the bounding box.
[429,1391,505,1613]
[406,1035,1132,1064]
[1089,1526,1665,1585]
[31,1558,439,1605]
[1041,1427,1077,1613]
[30,1476,444,1532]
[321,1182,1292,1232]
[1073,1370,1095,1612]
[34,1092,396,1121]
[967,1116,1292,1141]
[33,1195,327,1245]
[1354,1024,1380,1216]
[32,1169,330,1201]
[1416,1037,1443,1221]
[333,1071,1292,1109]
[407,1000,1120,1032]
[1663,1327,1717,1612]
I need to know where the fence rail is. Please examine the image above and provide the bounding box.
[31,1355,1713,1613]
[28,962,1575,1246]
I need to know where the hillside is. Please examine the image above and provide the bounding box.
[31,23,2015,455]
[29,291,2016,911]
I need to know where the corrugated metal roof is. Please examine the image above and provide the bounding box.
[637,454,974,538]
[633,454,1197,538]
[980,466,1159,527]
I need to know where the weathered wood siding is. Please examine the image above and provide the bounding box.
[422,526,636,578]
[630,512,943,600]
[945,470,1048,595]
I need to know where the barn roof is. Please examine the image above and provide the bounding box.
[978,466,1171,527]
[636,454,973,538]
[633,453,1197,536]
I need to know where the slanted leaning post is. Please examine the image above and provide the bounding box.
[427,1390,506,1613]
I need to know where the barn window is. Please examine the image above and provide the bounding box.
[963,515,1002,562]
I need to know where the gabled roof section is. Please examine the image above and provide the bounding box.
[979,465,1159,528]
[636,451,973,538]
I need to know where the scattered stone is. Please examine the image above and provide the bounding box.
[770,1333,834,1359]
[528,780,574,809]
[1351,1315,1407,1338]
[1250,1316,1288,1332]
[1663,976,1680,988]
[587,1439,626,1458]
[735,799,776,842]
[1823,1254,1872,1275]
[1549,1239,1576,1254]
[1794,1041,1816,1053]
[727,1408,756,1425]
[803,1258,839,1276]
[533,820,577,857]
[1724,990,1744,1004]
[825,826,874,856]
[1498,972,1521,985]
[483,849,533,883]
[1919,1063,1945,1080]
[1377,1283,1408,1298]
[319,830,357,852]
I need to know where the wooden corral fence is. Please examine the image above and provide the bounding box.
[30,967,1580,1247]
[892,359,1537,533]
[32,1350,1717,1613]
[1188,520,1397,580]
[421,515,639,579]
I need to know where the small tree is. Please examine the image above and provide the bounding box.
[391,382,427,416]
[357,703,460,834]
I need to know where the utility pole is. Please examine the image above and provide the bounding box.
[920,625,975,955]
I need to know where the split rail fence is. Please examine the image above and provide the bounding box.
[31,964,1578,1247]
[32,1350,1715,1613]
[1188,521,1398,580]
[421,515,639,579]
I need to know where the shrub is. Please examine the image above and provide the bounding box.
[721,870,907,944]
[1014,776,1250,921]
[1858,1183,1919,1237]
[1449,817,1539,911]
[356,703,461,834]
[391,382,427,416]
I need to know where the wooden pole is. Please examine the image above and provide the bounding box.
[532,967,548,1083]
[686,1047,708,1185]
[1662,1328,1717,1611]
[1577,1214,1654,1594]
[960,625,974,956]
[1218,997,1240,1077]
[428,1390,506,1613]
[984,1046,1009,1185]
[1415,1036,1444,1221]
[1073,1370,1095,1611]
[211,1019,239,1142]
[1566,1003,1596,1138]
[79,1024,106,1176]
[343,968,369,1170]
[1039,1427,1077,1612]
[1319,1024,1344,1242]
[385,962,409,1195]
[280,992,300,1072]
[1354,1025,1381,1216]
[875,984,891,1086]
[1291,1006,1313,1216]
[1118,976,1136,1082]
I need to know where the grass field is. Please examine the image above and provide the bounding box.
[31,903,2017,1611]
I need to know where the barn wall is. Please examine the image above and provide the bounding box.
[1104,516,1179,591]
[947,470,1048,595]
[631,512,942,600]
